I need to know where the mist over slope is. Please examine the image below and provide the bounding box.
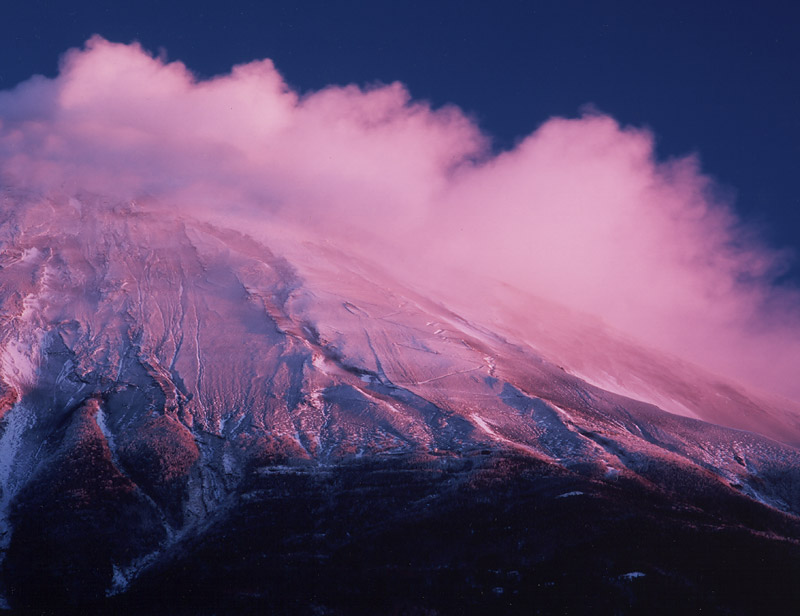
[2,39,800,614]
[1,36,798,400]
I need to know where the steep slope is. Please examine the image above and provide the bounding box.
[1,193,800,612]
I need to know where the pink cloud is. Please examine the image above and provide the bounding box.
[1,37,798,400]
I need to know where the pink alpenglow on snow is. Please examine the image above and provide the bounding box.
[0,36,798,400]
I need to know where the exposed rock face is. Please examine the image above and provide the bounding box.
[1,194,800,612]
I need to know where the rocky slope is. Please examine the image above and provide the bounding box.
[1,193,800,613]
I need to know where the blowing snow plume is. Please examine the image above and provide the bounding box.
[1,36,798,400]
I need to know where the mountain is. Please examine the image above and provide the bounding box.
[1,193,800,614]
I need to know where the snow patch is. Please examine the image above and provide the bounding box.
[1,336,42,388]
[222,450,236,475]
[470,413,539,457]
[106,548,165,597]
[108,564,129,596]
[570,369,701,421]
[0,403,35,588]
[95,405,116,453]
[19,247,42,264]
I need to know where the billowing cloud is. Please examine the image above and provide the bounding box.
[1,36,798,400]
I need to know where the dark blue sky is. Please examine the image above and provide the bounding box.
[2,1,799,284]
